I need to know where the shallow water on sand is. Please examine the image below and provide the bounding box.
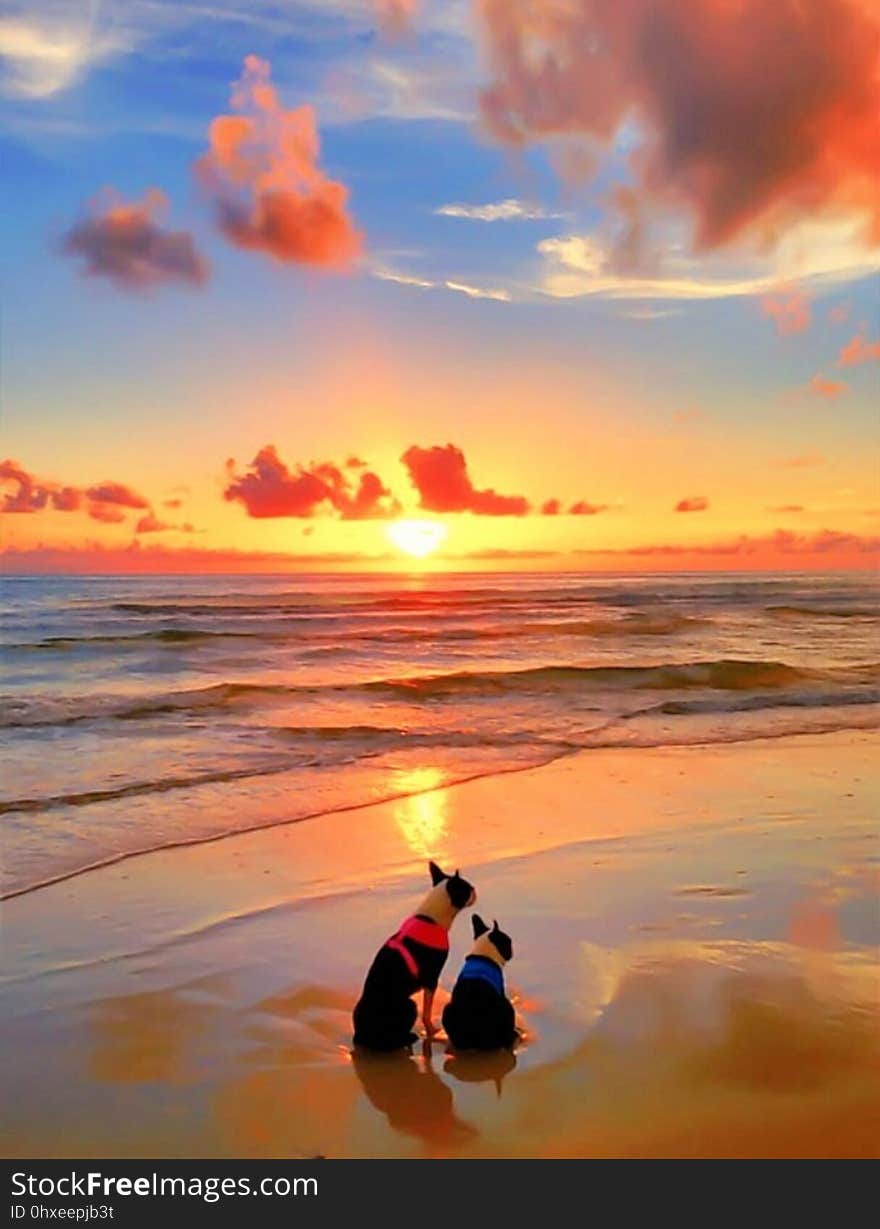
[1,736,877,1159]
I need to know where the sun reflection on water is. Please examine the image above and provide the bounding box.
[391,766,449,859]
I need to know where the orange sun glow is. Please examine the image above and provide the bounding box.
[386,519,447,559]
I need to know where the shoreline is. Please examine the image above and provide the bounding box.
[4,718,878,903]
[2,729,878,1158]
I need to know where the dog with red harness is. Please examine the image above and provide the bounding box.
[352,861,476,1051]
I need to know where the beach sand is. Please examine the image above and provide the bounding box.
[2,731,878,1159]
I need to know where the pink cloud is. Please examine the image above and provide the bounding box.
[0,460,50,512]
[62,189,208,290]
[761,287,811,335]
[808,374,847,398]
[675,496,709,512]
[224,446,400,519]
[195,56,362,268]
[401,443,530,515]
[476,0,880,250]
[2,460,159,528]
[51,487,82,512]
[88,503,127,524]
[0,542,394,575]
[580,528,879,568]
[85,482,150,510]
[569,500,608,515]
[837,333,880,366]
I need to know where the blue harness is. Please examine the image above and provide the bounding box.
[456,955,504,996]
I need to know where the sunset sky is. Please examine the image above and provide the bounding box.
[2,0,878,572]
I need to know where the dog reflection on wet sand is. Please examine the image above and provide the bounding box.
[351,1040,517,1148]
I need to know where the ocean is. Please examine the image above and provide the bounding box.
[1,571,877,898]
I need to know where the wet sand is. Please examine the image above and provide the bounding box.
[1,731,878,1158]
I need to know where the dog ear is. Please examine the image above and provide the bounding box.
[445,870,475,910]
[428,860,447,886]
[472,914,489,939]
[489,919,513,962]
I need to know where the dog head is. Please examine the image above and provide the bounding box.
[428,861,476,911]
[470,914,513,964]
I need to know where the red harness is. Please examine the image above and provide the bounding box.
[386,915,448,978]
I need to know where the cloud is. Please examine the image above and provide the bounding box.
[569,500,608,516]
[162,498,183,510]
[195,55,362,268]
[1,461,97,515]
[447,548,561,561]
[618,306,680,321]
[401,443,530,515]
[84,482,149,510]
[838,333,880,366]
[1,459,161,527]
[767,505,805,514]
[761,287,811,335]
[0,6,129,99]
[579,528,879,565]
[87,503,126,524]
[374,267,512,301]
[808,374,847,398]
[224,445,400,519]
[374,0,418,39]
[0,459,50,512]
[135,512,194,534]
[541,497,608,515]
[477,0,880,251]
[444,280,511,302]
[675,496,709,512]
[535,218,880,301]
[62,189,208,290]
[51,487,81,512]
[435,198,562,222]
[0,541,397,576]
[829,303,851,324]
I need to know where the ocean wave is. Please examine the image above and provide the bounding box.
[4,627,264,651]
[653,689,880,716]
[0,761,299,816]
[361,658,874,698]
[3,658,877,728]
[765,604,878,620]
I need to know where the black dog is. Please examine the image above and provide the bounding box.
[442,915,517,1051]
[353,861,476,1052]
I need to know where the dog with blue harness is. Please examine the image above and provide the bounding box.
[442,915,517,1051]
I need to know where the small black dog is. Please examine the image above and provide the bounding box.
[352,861,476,1052]
[442,914,517,1051]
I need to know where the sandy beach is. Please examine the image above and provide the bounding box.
[2,729,877,1159]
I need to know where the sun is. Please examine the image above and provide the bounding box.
[386,519,447,559]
